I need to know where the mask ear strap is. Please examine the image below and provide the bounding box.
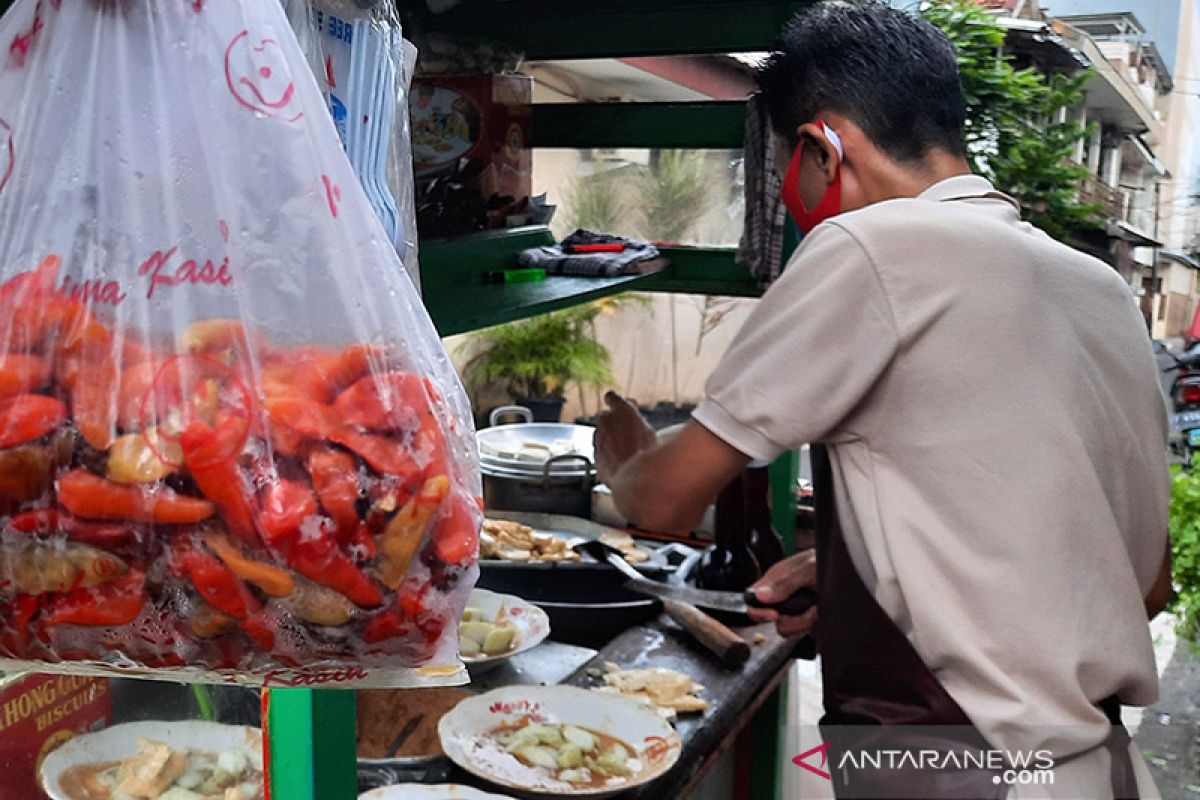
[819,121,844,161]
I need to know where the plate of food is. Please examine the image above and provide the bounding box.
[479,515,656,568]
[460,589,550,674]
[359,784,515,800]
[39,720,262,800]
[438,686,680,798]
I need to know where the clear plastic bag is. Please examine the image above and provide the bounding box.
[0,0,480,687]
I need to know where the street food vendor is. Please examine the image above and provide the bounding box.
[595,3,1172,797]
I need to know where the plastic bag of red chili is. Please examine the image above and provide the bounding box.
[0,0,481,687]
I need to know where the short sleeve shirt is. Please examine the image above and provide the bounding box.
[694,175,1169,772]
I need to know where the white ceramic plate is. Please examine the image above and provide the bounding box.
[360,784,515,800]
[461,589,550,675]
[438,686,681,799]
[40,720,262,800]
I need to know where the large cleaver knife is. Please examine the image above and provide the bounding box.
[575,540,816,666]
[574,539,817,616]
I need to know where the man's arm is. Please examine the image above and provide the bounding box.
[596,393,750,533]
[1144,541,1173,619]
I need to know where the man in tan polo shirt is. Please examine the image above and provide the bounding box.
[596,3,1172,798]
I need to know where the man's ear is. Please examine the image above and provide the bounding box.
[795,121,841,183]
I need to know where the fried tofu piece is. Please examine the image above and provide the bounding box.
[117,738,188,798]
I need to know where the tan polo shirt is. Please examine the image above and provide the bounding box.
[694,175,1168,794]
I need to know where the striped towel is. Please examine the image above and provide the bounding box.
[736,93,788,290]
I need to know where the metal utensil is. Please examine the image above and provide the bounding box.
[385,714,425,758]
[574,540,816,616]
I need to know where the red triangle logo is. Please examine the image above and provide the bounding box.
[792,741,832,780]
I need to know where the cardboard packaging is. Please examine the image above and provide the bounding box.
[411,74,533,234]
[0,673,111,798]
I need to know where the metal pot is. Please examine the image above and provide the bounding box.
[478,406,597,518]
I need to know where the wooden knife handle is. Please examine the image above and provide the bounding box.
[663,599,751,667]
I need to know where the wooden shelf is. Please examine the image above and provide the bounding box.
[419,226,659,336]
[418,228,763,336]
[427,272,659,337]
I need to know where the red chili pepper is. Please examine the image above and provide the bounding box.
[332,372,438,433]
[171,545,257,620]
[288,532,383,608]
[116,361,163,431]
[240,613,275,651]
[362,601,409,644]
[329,428,422,483]
[306,446,360,541]
[57,469,215,524]
[417,614,446,646]
[140,355,254,464]
[0,394,67,448]
[177,419,259,545]
[268,420,304,457]
[44,570,147,627]
[348,523,377,563]
[431,493,479,566]
[257,479,318,547]
[9,509,139,549]
[263,397,339,441]
[71,354,119,451]
[0,354,50,400]
[363,582,439,645]
[1,594,42,655]
[0,255,59,308]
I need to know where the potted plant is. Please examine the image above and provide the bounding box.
[461,303,617,423]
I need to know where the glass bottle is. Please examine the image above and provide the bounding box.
[744,464,786,571]
[695,473,761,591]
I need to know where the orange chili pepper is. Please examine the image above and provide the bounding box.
[0,354,50,399]
[203,531,295,598]
[306,446,361,540]
[57,469,215,524]
[378,475,449,588]
[0,395,67,448]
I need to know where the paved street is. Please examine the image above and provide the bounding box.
[1132,615,1200,799]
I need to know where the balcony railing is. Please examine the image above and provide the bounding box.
[1077,171,1129,220]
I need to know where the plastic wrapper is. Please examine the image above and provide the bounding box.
[0,0,481,687]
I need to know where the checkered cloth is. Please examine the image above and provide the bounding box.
[736,93,788,290]
[519,229,663,277]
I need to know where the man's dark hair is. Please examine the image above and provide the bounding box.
[758,2,967,163]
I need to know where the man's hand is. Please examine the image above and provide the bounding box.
[595,392,657,485]
[748,551,818,638]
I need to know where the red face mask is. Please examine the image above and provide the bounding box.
[781,121,843,234]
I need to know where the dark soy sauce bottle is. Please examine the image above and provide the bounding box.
[744,464,786,572]
[695,472,761,591]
